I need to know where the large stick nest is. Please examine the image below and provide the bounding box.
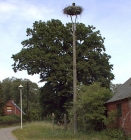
[63,3,83,16]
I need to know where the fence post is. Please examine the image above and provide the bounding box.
[64,114,67,131]
[52,113,55,132]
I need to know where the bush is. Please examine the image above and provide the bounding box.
[76,83,112,131]
[106,128,127,140]
[0,115,20,122]
[104,110,118,128]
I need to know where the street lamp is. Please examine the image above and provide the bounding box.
[63,3,83,133]
[18,84,23,129]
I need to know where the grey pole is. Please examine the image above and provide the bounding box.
[20,89,22,129]
[18,84,23,129]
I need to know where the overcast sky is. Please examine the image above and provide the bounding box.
[0,0,131,87]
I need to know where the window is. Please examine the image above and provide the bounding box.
[7,106,12,112]
[117,103,122,117]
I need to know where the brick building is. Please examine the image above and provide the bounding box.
[106,78,131,135]
[4,100,25,116]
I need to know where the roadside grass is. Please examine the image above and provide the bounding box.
[12,121,111,140]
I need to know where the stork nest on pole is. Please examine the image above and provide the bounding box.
[63,3,83,16]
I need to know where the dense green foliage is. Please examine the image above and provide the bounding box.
[12,19,114,87]
[2,77,23,104]
[1,77,40,120]
[11,19,114,119]
[0,83,5,116]
[77,83,112,131]
[40,82,72,120]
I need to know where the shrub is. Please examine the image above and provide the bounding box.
[0,115,20,122]
[106,128,127,140]
[76,83,112,131]
[104,110,118,128]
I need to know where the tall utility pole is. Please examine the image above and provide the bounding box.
[63,3,83,133]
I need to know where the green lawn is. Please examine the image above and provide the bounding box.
[12,121,111,140]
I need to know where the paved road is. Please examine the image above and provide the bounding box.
[0,126,20,140]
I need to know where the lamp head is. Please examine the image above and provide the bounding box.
[18,84,23,90]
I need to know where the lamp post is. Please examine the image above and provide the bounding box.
[18,84,23,129]
[63,3,83,133]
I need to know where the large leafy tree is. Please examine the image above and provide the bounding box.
[12,19,114,88]
[11,19,114,117]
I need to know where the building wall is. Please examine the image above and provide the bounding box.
[106,99,131,135]
[4,101,21,116]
